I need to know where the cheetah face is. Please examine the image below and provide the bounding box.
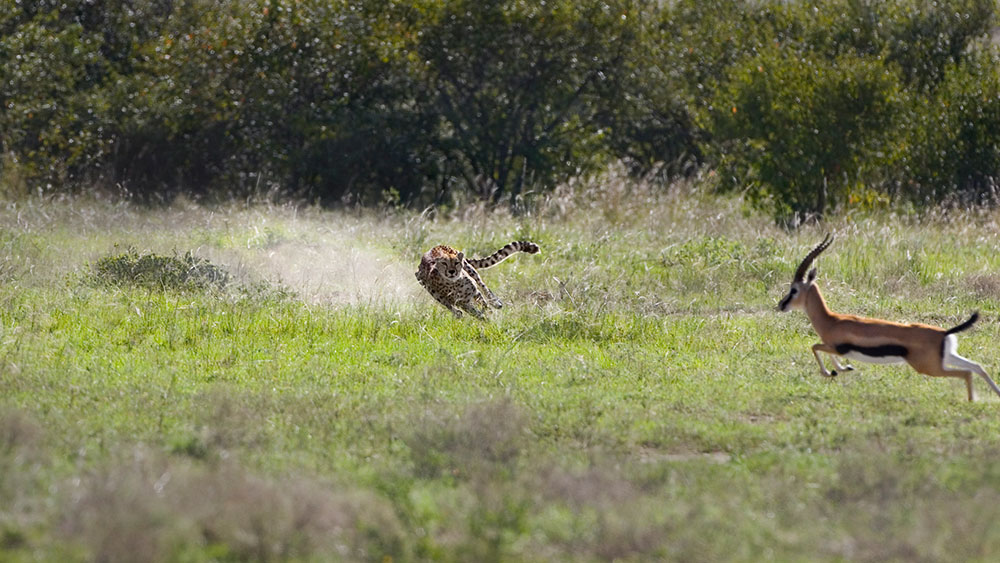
[435,252,464,281]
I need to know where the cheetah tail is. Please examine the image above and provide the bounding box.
[465,240,540,269]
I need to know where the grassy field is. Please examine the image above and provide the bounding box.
[4,174,1000,561]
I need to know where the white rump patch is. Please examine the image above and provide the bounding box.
[942,334,980,372]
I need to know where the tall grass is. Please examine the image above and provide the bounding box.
[3,173,1000,560]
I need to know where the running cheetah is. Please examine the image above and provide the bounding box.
[415,241,540,318]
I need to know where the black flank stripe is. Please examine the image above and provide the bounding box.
[835,343,908,358]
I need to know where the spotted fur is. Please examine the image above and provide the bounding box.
[415,241,540,318]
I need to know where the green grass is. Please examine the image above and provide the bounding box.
[3,178,1000,561]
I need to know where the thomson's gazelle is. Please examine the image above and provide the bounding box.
[778,234,1000,401]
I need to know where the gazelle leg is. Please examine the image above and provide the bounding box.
[812,343,842,377]
[977,370,1000,399]
[945,358,1000,400]
[942,335,1000,400]
[930,370,975,402]
[829,354,854,374]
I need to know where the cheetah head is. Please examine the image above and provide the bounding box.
[435,252,464,280]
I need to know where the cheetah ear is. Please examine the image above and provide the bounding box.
[457,251,464,262]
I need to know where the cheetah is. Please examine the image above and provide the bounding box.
[415,241,540,318]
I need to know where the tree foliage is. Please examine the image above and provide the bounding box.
[1,0,999,218]
[673,0,998,219]
[415,0,636,203]
[710,48,899,220]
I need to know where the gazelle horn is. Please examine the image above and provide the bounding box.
[794,233,833,282]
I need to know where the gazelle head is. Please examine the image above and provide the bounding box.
[778,234,833,312]
[435,251,465,281]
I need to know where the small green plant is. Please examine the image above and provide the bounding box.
[92,247,228,290]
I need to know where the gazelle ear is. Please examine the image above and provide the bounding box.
[457,251,464,261]
[807,268,817,282]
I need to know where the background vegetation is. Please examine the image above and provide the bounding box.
[7,1,1000,560]
[4,176,1000,560]
[3,0,1000,220]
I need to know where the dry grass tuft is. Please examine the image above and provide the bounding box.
[0,230,37,285]
[536,463,640,510]
[405,398,526,481]
[170,386,274,460]
[0,409,48,551]
[819,442,1000,561]
[61,448,407,562]
[91,248,229,291]
[0,408,41,455]
[965,272,1000,300]
[519,462,677,561]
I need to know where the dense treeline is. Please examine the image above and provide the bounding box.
[1,0,998,219]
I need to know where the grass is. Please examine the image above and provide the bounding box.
[3,175,1000,560]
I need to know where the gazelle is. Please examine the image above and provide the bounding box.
[778,234,1000,401]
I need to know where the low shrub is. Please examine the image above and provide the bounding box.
[92,248,228,291]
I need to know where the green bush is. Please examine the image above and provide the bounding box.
[709,46,899,221]
[92,248,228,290]
[894,45,1000,204]
[880,0,996,90]
[691,0,995,220]
[596,2,705,180]
[99,0,425,203]
[2,0,650,206]
[1,0,429,203]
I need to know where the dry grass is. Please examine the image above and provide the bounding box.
[0,408,46,551]
[61,447,406,562]
[404,398,527,481]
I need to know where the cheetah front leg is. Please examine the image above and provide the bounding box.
[436,291,466,318]
[416,271,464,318]
[463,262,502,308]
[460,303,486,319]
[451,277,489,319]
[439,296,466,318]
[456,294,487,319]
